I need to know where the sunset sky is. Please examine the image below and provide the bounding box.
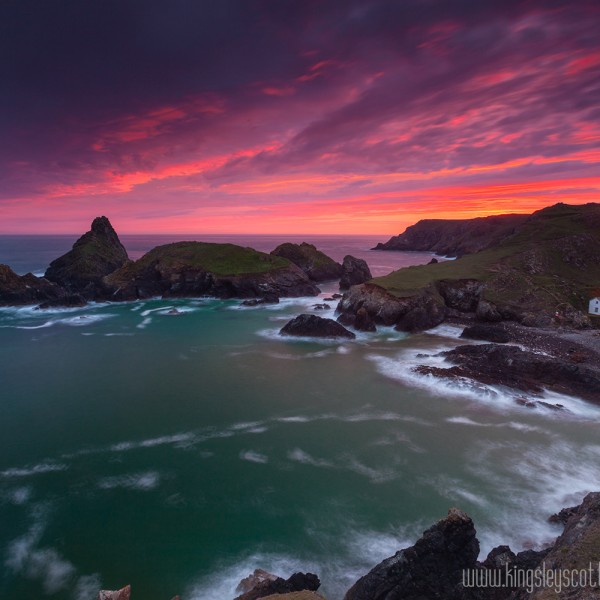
[1,0,599,235]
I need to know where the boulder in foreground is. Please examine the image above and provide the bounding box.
[280,314,355,339]
[344,508,479,600]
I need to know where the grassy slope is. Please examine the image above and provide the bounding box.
[126,242,291,276]
[373,203,600,311]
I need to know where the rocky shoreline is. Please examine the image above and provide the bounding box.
[97,492,600,600]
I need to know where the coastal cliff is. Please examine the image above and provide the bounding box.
[373,214,528,257]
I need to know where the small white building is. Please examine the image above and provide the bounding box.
[590,297,600,315]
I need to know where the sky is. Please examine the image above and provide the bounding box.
[1,0,599,235]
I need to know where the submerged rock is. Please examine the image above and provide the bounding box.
[339,255,372,290]
[45,216,129,293]
[271,242,342,282]
[280,314,355,339]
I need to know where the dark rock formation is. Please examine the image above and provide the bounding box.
[415,344,600,404]
[373,214,527,257]
[102,242,320,301]
[37,294,87,309]
[461,325,510,343]
[476,300,502,322]
[548,505,578,525]
[339,255,372,290]
[235,571,321,600]
[241,294,280,306]
[280,314,355,339]
[428,257,439,264]
[45,216,129,294]
[313,303,331,310]
[337,283,446,333]
[437,279,483,313]
[271,242,343,282]
[344,508,480,600]
[0,264,68,306]
[338,307,377,332]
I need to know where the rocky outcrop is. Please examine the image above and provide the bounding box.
[45,216,129,294]
[437,279,483,313]
[280,314,355,339]
[271,243,343,282]
[340,255,372,290]
[415,344,600,404]
[373,214,527,257]
[460,325,510,343]
[344,508,480,600]
[336,283,446,333]
[338,307,376,332]
[235,572,321,600]
[0,264,68,306]
[102,242,320,301]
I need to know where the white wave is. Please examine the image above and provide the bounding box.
[257,327,350,345]
[288,448,334,468]
[109,432,195,452]
[367,349,600,422]
[5,517,76,594]
[465,439,600,555]
[104,332,135,337]
[98,471,160,491]
[344,458,397,483]
[6,486,32,505]
[276,415,311,423]
[1,462,68,478]
[425,324,467,339]
[136,317,152,329]
[141,306,173,317]
[446,416,546,434]
[73,573,102,600]
[239,450,269,464]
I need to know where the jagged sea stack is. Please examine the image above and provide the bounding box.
[45,216,129,293]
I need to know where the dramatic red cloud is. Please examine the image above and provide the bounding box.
[1,1,599,235]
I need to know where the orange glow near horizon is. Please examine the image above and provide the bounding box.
[2,4,599,236]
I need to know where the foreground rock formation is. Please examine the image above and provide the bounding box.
[235,572,321,600]
[345,492,600,600]
[271,242,343,282]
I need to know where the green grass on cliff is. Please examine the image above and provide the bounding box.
[372,203,600,311]
[131,242,291,276]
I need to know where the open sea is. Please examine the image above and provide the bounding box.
[1,234,600,600]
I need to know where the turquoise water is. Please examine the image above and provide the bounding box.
[2,237,600,600]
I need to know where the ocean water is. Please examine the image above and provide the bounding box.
[1,236,600,600]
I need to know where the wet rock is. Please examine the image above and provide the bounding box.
[0,264,68,306]
[339,255,372,290]
[428,257,439,264]
[416,343,600,404]
[461,325,510,343]
[395,293,447,333]
[548,505,578,525]
[313,303,331,310]
[37,294,87,309]
[280,314,355,339]
[344,508,480,600]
